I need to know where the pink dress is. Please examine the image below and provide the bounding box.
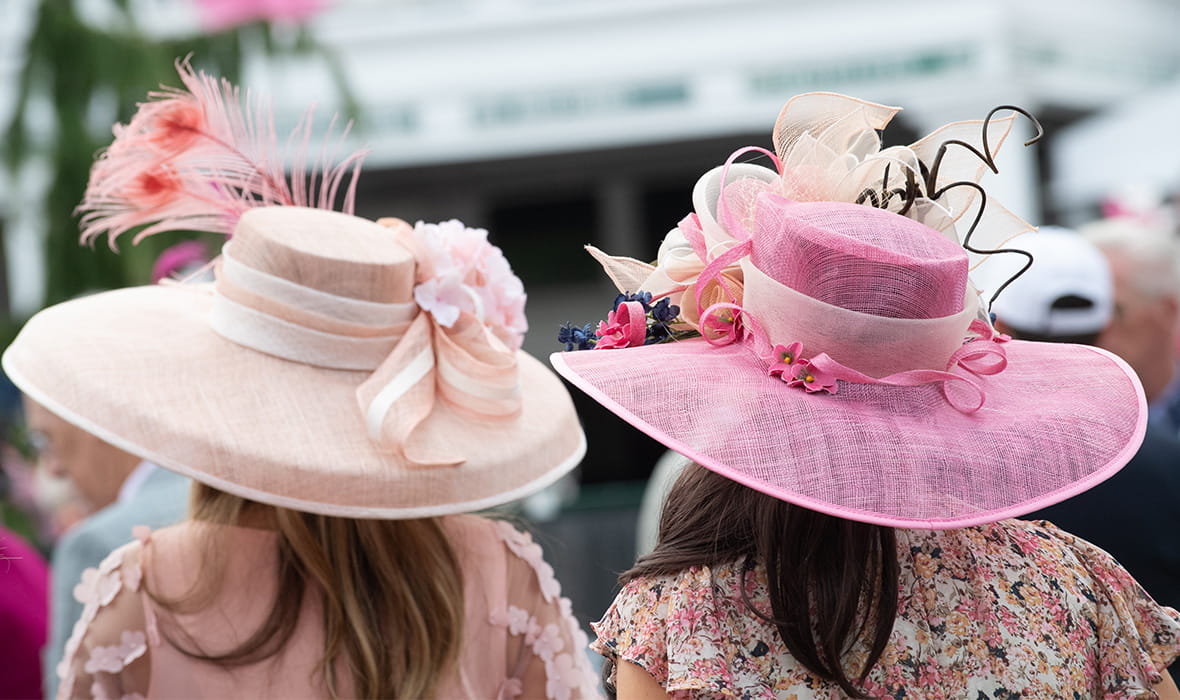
[0,525,49,699]
[593,519,1180,699]
[56,515,602,699]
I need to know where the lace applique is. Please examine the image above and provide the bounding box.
[492,522,601,700]
[59,529,154,698]
[533,621,566,662]
[492,521,562,602]
[506,605,541,640]
[83,631,147,674]
[547,653,590,700]
[73,565,122,614]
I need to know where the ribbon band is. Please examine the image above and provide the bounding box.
[208,242,523,467]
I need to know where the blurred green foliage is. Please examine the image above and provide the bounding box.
[2,0,358,318]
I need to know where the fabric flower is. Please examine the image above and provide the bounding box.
[83,630,147,674]
[787,359,838,394]
[412,219,528,350]
[557,322,596,351]
[493,521,560,601]
[74,567,121,609]
[772,92,1036,260]
[544,652,583,700]
[614,291,653,310]
[505,606,534,637]
[532,623,566,662]
[650,297,679,324]
[594,301,647,350]
[680,271,745,331]
[699,304,743,346]
[769,342,804,379]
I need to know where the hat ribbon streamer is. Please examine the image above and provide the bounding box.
[356,311,522,467]
[696,296,1009,413]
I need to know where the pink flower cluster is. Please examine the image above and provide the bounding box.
[412,220,528,351]
[768,341,837,394]
[594,301,647,350]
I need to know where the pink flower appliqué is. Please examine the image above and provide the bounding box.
[532,623,566,662]
[412,219,528,350]
[492,522,561,602]
[74,567,121,609]
[505,605,534,637]
[544,652,583,700]
[594,300,647,350]
[699,303,744,346]
[787,359,838,394]
[83,630,147,674]
[768,342,804,379]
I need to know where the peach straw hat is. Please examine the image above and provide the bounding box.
[2,61,585,518]
[552,93,1147,529]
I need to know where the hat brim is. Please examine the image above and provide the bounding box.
[4,285,585,519]
[551,337,1146,529]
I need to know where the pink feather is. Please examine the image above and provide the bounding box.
[77,57,368,248]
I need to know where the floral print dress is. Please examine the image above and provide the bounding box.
[593,519,1180,699]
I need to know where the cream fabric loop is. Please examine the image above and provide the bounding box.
[365,347,435,442]
[355,311,523,467]
[220,246,418,327]
[437,355,521,404]
[740,259,977,378]
[210,293,402,371]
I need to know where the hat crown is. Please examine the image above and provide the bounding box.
[750,199,969,319]
[230,207,415,303]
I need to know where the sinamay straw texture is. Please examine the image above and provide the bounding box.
[554,338,1143,528]
[4,208,586,518]
[553,197,1147,529]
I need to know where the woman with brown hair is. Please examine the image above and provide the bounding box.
[4,63,598,699]
[552,93,1180,698]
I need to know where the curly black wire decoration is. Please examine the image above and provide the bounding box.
[855,105,1045,312]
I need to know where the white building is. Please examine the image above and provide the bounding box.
[4,0,1180,342]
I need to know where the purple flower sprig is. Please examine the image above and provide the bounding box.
[558,323,597,351]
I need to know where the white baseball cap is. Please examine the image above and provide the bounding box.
[971,227,1113,337]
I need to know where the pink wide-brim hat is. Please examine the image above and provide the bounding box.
[552,137,1146,528]
[4,207,586,518]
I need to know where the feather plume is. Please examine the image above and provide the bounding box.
[77,57,368,248]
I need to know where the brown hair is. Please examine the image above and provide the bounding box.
[610,463,898,698]
[150,483,465,699]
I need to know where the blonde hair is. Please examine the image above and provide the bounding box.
[151,483,464,699]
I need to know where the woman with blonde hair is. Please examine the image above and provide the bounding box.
[552,93,1180,698]
[4,62,597,699]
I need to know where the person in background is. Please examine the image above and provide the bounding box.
[24,398,190,698]
[1083,218,1180,435]
[976,226,1180,608]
